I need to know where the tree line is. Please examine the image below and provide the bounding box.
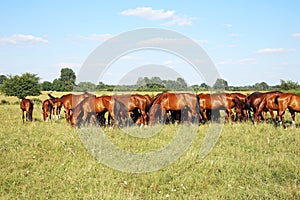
[0,67,299,98]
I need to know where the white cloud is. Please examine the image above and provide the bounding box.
[217,58,257,65]
[291,33,300,39]
[224,24,233,28]
[76,33,113,41]
[0,34,48,45]
[255,48,295,54]
[121,7,195,26]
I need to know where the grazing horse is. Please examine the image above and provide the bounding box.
[110,94,149,126]
[254,92,283,124]
[245,91,282,123]
[276,93,300,128]
[229,93,248,122]
[48,94,63,119]
[20,98,34,122]
[42,99,54,122]
[58,92,95,123]
[198,93,238,124]
[148,92,200,125]
[70,96,109,127]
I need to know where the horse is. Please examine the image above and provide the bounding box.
[245,91,282,123]
[275,93,300,128]
[20,98,34,122]
[48,94,63,119]
[254,92,283,124]
[148,92,200,125]
[198,93,238,124]
[229,93,248,122]
[70,95,131,127]
[111,94,149,126]
[58,92,95,123]
[42,99,54,122]
[70,96,110,127]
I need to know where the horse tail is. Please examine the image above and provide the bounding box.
[245,96,251,110]
[48,93,56,99]
[47,101,53,113]
[196,94,201,114]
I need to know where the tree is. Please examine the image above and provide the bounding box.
[41,81,53,91]
[280,80,299,90]
[52,79,63,91]
[0,75,7,84]
[200,83,209,89]
[176,77,188,89]
[74,82,96,92]
[253,82,269,90]
[1,73,41,98]
[213,78,228,90]
[59,68,76,91]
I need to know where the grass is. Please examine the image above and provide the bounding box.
[0,92,299,199]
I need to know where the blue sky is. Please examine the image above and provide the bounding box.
[0,1,299,86]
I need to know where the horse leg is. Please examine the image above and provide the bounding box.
[289,110,295,127]
[22,110,25,123]
[140,109,147,127]
[278,110,286,129]
[269,110,276,126]
[228,109,235,124]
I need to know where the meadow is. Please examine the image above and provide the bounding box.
[0,92,299,199]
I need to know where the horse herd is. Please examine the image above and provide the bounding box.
[19,91,300,129]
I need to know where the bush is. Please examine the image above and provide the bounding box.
[32,98,42,105]
[0,99,10,105]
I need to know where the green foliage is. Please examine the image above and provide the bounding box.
[0,75,7,84]
[280,79,299,90]
[0,73,41,98]
[136,77,188,91]
[52,78,63,91]
[253,82,269,90]
[41,81,53,91]
[213,78,228,90]
[59,68,76,91]
[32,97,42,105]
[74,82,96,92]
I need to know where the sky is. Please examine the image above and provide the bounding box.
[0,0,299,86]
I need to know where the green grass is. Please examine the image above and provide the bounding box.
[0,95,299,199]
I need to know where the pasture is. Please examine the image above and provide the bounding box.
[0,92,299,199]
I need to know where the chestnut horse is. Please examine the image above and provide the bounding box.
[254,92,283,124]
[70,96,111,127]
[198,93,238,124]
[20,98,34,122]
[42,99,54,122]
[276,93,300,128]
[99,94,149,126]
[148,92,200,125]
[58,92,95,123]
[48,94,63,119]
[245,91,282,123]
[229,93,248,122]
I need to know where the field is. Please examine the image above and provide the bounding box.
[0,92,299,199]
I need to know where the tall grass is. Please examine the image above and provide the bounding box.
[0,94,299,199]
